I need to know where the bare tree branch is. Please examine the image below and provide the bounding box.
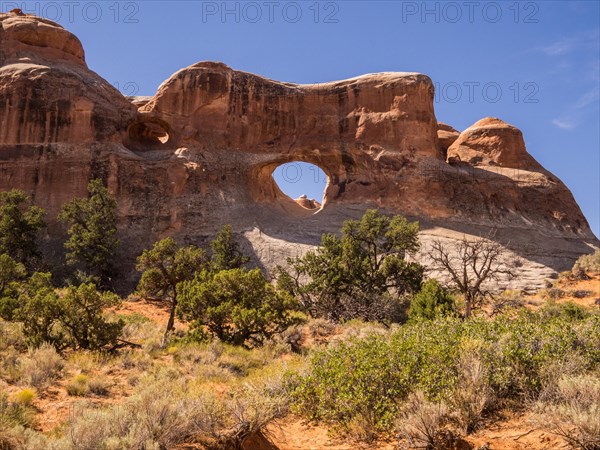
[428,236,517,318]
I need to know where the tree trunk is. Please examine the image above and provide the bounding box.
[163,297,177,344]
[464,293,472,319]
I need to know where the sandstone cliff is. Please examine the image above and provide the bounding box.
[0,12,597,289]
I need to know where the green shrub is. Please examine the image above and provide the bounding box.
[409,279,455,321]
[177,268,301,347]
[291,334,404,434]
[66,374,90,397]
[16,280,123,351]
[289,312,600,438]
[572,249,600,275]
[0,254,27,321]
[14,273,64,349]
[540,300,589,321]
[290,321,462,434]
[561,302,589,320]
[12,389,35,407]
[481,312,599,397]
[58,283,123,350]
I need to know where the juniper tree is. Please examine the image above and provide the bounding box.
[0,189,45,267]
[281,209,424,323]
[136,238,208,339]
[58,179,119,286]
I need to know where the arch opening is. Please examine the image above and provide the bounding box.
[126,118,171,151]
[272,162,328,213]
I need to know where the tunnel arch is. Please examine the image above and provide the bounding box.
[251,156,338,218]
[272,162,328,211]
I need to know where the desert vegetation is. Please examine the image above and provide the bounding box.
[0,183,599,449]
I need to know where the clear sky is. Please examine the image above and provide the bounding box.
[6,1,598,235]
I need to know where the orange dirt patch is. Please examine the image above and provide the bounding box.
[267,416,395,450]
[530,272,600,308]
[112,298,190,332]
[34,363,136,433]
[264,412,568,450]
[466,412,567,450]
[115,298,172,324]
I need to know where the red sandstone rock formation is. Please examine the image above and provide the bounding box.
[437,122,460,160]
[0,13,597,288]
[295,195,321,210]
[448,118,542,170]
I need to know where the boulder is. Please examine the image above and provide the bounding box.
[447,117,541,170]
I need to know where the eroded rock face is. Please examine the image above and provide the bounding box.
[0,13,597,289]
[0,13,137,146]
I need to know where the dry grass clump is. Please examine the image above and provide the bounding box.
[211,381,290,449]
[66,351,112,374]
[541,288,566,301]
[449,351,492,434]
[0,426,64,450]
[66,374,89,397]
[168,341,236,382]
[117,348,153,372]
[0,322,24,352]
[534,374,600,450]
[66,374,110,397]
[18,343,64,388]
[170,340,288,380]
[61,364,290,450]
[572,250,600,277]
[66,369,212,449]
[0,348,20,385]
[0,426,22,450]
[0,391,36,431]
[272,325,304,353]
[331,319,390,345]
[488,290,525,315]
[120,320,164,354]
[306,318,336,340]
[397,391,450,450]
[171,340,224,365]
[216,345,273,377]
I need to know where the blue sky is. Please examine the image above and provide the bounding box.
[6,1,598,235]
